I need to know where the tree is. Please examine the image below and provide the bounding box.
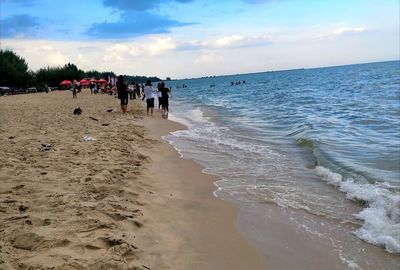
[0,50,33,87]
[35,63,86,87]
[124,75,161,84]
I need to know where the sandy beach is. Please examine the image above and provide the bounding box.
[0,90,264,270]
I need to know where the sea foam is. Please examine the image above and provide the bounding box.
[315,166,400,253]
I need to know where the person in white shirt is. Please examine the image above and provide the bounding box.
[143,80,157,116]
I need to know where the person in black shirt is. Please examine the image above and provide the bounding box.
[116,75,128,113]
[159,82,171,116]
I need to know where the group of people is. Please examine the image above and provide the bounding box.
[71,81,108,97]
[116,75,171,117]
[89,81,108,94]
[70,75,171,117]
[231,80,246,86]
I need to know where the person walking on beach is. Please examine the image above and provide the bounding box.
[128,84,135,100]
[134,83,140,99]
[71,82,77,98]
[143,80,157,116]
[116,75,128,113]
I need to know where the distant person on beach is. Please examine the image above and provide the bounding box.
[116,75,128,113]
[143,80,157,116]
[72,83,77,98]
[76,81,81,93]
[135,83,141,98]
[159,82,171,117]
[128,84,135,100]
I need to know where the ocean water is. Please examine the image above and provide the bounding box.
[162,61,400,257]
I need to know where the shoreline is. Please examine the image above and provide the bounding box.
[0,90,264,269]
[137,112,265,269]
[159,101,400,270]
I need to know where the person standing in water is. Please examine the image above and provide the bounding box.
[143,80,157,116]
[116,75,128,113]
[159,82,171,117]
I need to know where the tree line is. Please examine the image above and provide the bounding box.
[0,49,161,89]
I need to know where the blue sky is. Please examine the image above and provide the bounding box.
[1,0,399,78]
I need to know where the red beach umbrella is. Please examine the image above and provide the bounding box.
[80,79,89,86]
[89,78,97,83]
[97,78,108,84]
[60,80,71,85]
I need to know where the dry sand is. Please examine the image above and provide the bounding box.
[0,90,264,270]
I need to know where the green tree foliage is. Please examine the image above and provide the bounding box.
[35,63,86,87]
[0,50,33,87]
[84,70,115,79]
[85,70,102,79]
[124,75,161,84]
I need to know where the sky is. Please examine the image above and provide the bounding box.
[0,0,399,79]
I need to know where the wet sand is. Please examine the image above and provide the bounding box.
[0,90,264,269]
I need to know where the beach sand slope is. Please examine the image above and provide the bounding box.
[0,91,264,270]
[0,91,154,269]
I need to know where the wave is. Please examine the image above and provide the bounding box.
[315,166,400,253]
[296,137,316,149]
[169,104,400,254]
[293,134,400,253]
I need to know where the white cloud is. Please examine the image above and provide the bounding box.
[147,37,176,55]
[47,52,68,66]
[216,35,245,47]
[194,51,223,64]
[333,26,370,36]
[316,26,371,40]
[103,43,131,62]
[40,45,53,51]
[215,34,270,48]
[128,47,140,57]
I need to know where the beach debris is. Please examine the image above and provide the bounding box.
[43,219,51,226]
[73,107,82,115]
[41,143,53,151]
[5,215,29,222]
[12,232,44,251]
[8,136,15,139]
[106,108,117,112]
[101,123,109,126]
[19,205,29,212]
[83,135,97,141]
[89,116,99,121]
[133,220,143,228]
[13,184,24,190]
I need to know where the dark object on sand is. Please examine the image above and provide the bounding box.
[41,143,53,151]
[73,107,82,115]
[89,116,99,121]
[19,205,28,212]
[101,123,109,126]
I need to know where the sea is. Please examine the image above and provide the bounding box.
[162,61,400,268]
